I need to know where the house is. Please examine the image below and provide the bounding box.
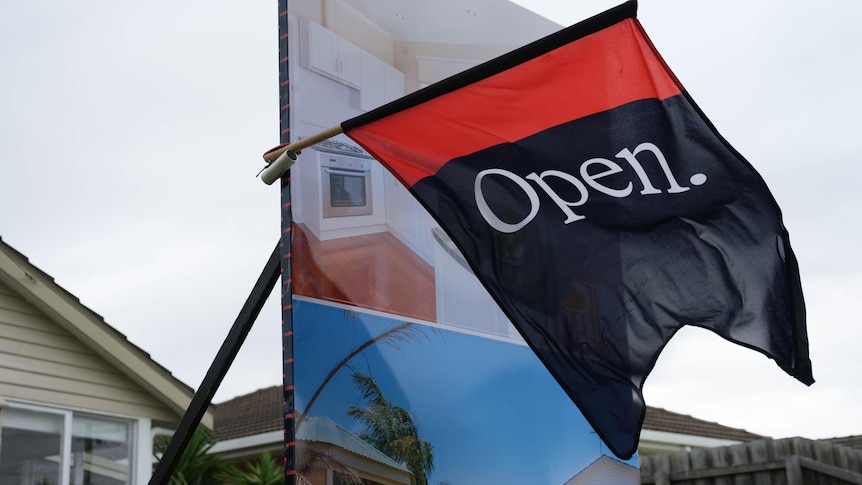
[0,237,214,484]
[295,416,415,485]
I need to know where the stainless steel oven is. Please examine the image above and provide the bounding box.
[320,154,373,218]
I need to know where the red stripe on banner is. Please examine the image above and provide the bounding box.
[347,19,681,188]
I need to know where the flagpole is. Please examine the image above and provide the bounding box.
[260,124,343,185]
[278,1,297,483]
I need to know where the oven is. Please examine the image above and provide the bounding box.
[320,154,373,218]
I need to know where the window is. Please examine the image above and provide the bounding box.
[0,403,135,485]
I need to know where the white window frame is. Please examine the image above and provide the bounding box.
[0,399,151,485]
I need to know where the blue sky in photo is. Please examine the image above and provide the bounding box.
[294,299,637,484]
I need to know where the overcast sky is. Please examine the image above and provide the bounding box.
[1,0,860,445]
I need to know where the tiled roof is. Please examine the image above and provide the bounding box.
[643,406,766,442]
[214,386,284,441]
[214,385,766,443]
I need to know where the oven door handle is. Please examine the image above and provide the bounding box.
[323,167,370,176]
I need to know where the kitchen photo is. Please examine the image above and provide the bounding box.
[284,0,560,338]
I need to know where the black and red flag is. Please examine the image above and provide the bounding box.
[337,1,813,459]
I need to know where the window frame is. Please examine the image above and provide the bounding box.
[0,399,150,485]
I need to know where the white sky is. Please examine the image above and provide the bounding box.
[1,0,860,444]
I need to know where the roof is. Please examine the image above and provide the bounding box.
[0,236,212,428]
[298,416,410,472]
[643,406,766,442]
[214,386,283,441]
[214,385,765,444]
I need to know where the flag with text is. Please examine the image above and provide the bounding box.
[341,0,813,459]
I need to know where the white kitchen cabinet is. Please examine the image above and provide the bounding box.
[299,18,361,88]
[384,170,436,263]
[383,61,405,103]
[359,51,405,111]
[359,50,385,110]
[433,227,520,338]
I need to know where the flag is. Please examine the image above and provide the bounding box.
[341,0,813,459]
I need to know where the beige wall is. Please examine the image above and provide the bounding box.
[0,280,178,423]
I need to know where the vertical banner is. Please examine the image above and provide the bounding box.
[277,0,296,483]
[283,1,639,483]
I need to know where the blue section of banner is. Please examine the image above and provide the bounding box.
[293,299,638,484]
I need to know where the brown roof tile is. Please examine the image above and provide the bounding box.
[643,407,767,442]
[214,386,284,441]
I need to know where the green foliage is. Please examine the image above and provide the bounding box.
[347,373,435,485]
[153,428,229,485]
[217,452,283,485]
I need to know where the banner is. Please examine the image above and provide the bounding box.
[283,0,642,481]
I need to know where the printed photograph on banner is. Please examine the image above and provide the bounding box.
[284,0,557,335]
[293,299,638,485]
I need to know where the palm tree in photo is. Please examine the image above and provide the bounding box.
[295,320,432,484]
[347,373,434,485]
[297,321,428,429]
